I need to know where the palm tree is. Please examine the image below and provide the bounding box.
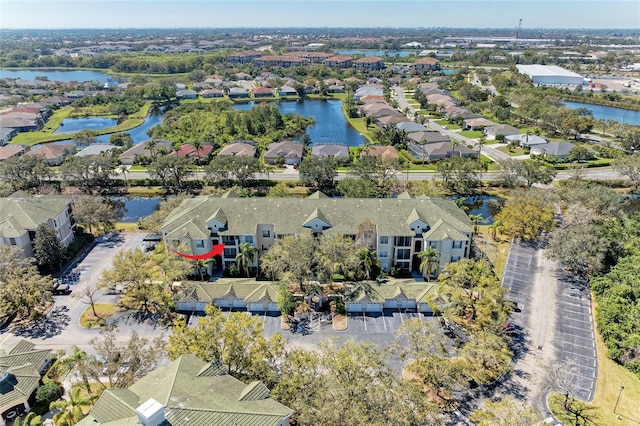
[50,385,97,426]
[58,347,94,394]
[450,138,460,157]
[358,247,380,281]
[488,219,504,241]
[236,242,258,277]
[193,258,215,281]
[146,139,158,159]
[469,213,483,235]
[418,246,439,281]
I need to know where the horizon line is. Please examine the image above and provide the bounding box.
[2,26,639,31]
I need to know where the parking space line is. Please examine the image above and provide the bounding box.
[562,351,597,367]
[382,315,387,332]
[399,311,404,323]
[363,313,367,331]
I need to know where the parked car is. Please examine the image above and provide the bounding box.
[142,233,162,252]
[53,282,72,295]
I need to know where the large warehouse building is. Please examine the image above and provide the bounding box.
[516,64,584,86]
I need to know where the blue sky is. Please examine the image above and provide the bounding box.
[1,1,638,29]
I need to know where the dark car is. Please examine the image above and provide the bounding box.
[142,234,162,252]
[53,282,72,295]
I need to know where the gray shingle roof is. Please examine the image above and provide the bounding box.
[0,194,71,238]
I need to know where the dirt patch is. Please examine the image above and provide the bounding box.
[332,314,347,331]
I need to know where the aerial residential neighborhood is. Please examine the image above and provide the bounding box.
[0,2,640,425]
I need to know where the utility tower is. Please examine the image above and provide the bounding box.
[515,18,523,47]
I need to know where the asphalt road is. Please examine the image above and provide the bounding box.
[0,232,159,356]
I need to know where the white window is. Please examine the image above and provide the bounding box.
[380,236,389,245]
[379,251,388,258]
[196,240,205,248]
[450,256,461,263]
[453,241,463,249]
[244,236,254,244]
[262,230,270,238]
[429,241,437,248]
[53,220,58,228]
[9,238,16,245]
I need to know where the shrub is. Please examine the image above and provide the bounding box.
[36,381,63,404]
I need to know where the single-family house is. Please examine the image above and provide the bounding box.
[76,354,292,426]
[74,144,117,157]
[354,85,384,101]
[0,128,17,146]
[530,141,579,160]
[119,139,173,165]
[463,117,497,130]
[159,191,472,277]
[200,89,224,98]
[311,143,349,159]
[361,145,399,160]
[228,87,249,99]
[0,340,52,426]
[407,131,451,145]
[175,89,197,100]
[0,193,75,257]
[0,145,26,161]
[408,141,477,161]
[484,124,520,139]
[217,140,257,157]
[24,144,75,166]
[264,141,304,165]
[376,115,410,127]
[170,143,214,162]
[277,86,297,97]
[505,134,547,147]
[251,86,273,98]
[396,122,429,133]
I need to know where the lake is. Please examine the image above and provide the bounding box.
[109,196,161,223]
[234,99,367,147]
[564,101,640,126]
[54,117,118,134]
[450,195,504,224]
[336,50,415,58]
[46,113,163,146]
[0,68,115,83]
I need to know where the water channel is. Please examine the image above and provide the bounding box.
[0,68,115,83]
[563,101,640,126]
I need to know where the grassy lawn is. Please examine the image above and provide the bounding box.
[116,222,141,232]
[497,146,530,156]
[551,159,613,169]
[434,119,461,130]
[475,226,511,279]
[459,130,485,139]
[549,301,640,425]
[79,303,119,329]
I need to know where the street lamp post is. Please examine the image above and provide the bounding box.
[614,385,624,414]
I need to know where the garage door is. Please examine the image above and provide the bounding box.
[418,303,433,314]
[232,299,246,308]
[401,300,417,309]
[347,303,363,313]
[366,303,383,312]
[215,299,229,308]
[249,302,266,312]
[267,302,279,312]
[195,302,208,312]
[384,300,398,309]
[176,302,195,311]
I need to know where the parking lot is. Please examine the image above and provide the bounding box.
[554,270,597,401]
[500,238,597,405]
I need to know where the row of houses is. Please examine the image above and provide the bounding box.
[0,96,73,145]
[227,51,441,73]
[174,278,438,314]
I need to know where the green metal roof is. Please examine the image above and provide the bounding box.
[79,354,291,426]
[161,194,471,241]
[0,194,71,238]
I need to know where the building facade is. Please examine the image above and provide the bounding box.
[160,192,473,279]
[0,194,75,257]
